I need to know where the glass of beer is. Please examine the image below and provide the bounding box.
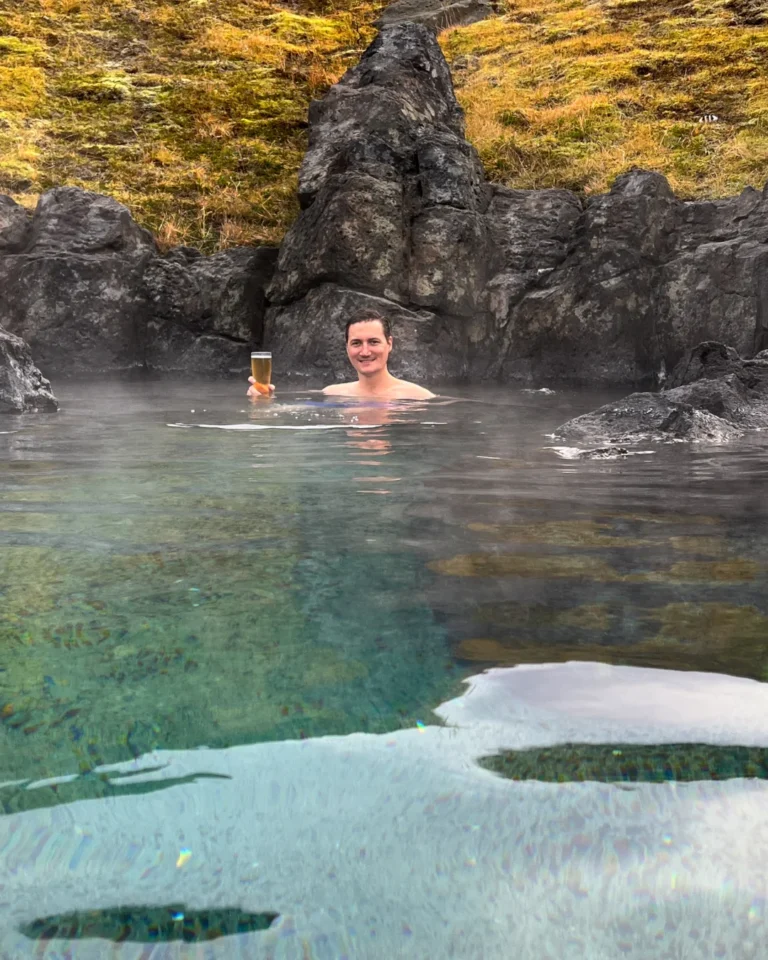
[250,351,272,396]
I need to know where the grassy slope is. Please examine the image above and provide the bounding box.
[441,0,768,197]
[0,0,379,250]
[1,0,767,250]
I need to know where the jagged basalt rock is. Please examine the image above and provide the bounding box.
[0,188,278,378]
[266,23,768,387]
[0,197,32,254]
[376,0,494,32]
[0,326,58,414]
[3,26,768,385]
[265,23,499,379]
[142,246,278,375]
[555,341,768,443]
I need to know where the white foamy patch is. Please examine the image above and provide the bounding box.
[2,663,768,959]
[547,446,655,460]
[166,422,380,431]
[548,446,587,459]
[522,387,556,395]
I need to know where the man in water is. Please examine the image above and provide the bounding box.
[248,310,435,401]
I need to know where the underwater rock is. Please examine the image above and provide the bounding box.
[0,326,58,414]
[0,188,278,377]
[555,341,768,443]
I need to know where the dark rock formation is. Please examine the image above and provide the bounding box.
[268,283,464,383]
[0,189,277,378]
[141,245,278,375]
[555,342,768,443]
[265,23,497,384]
[265,23,768,387]
[3,26,768,386]
[0,326,58,413]
[377,0,493,32]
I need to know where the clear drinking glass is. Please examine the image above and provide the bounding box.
[250,352,272,395]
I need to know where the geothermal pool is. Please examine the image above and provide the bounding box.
[1,381,767,958]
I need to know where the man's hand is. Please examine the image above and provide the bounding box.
[247,376,275,398]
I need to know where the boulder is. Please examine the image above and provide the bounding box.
[265,23,498,380]
[0,326,58,414]
[0,188,278,377]
[23,187,156,258]
[376,0,494,32]
[0,196,31,253]
[142,246,278,375]
[0,188,156,375]
[265,282,464,384]
[554,341,768,443]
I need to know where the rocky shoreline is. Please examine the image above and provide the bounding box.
[555,341,768,446]
[3,22,768,422]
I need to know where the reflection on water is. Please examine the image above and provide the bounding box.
[2,381,768,956]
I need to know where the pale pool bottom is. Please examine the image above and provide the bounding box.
[3,662,767,959]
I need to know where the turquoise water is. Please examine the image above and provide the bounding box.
[2,381,768,957]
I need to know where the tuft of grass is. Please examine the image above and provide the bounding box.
[0,0,380,251]
[441,0,768,197]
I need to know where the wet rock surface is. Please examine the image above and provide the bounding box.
[555,342,768,443]
[0,188,278,378]
[0,326,58,414]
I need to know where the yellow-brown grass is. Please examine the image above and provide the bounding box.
[0,0,380,250]
[2,0,767,250]
[441,0,768,197]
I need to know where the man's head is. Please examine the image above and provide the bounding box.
[344,309,392,343]
[345,309,393,379]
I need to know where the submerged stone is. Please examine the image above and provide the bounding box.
[479,743,768,783]
[21,905,278,942]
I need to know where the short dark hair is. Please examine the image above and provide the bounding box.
[345,308,392,342]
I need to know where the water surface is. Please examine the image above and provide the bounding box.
[2,380,768,957]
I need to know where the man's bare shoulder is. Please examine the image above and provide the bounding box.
[390,380,436,400]
[322,382,360,396]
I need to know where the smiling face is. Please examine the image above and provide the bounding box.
[346,319,393,378]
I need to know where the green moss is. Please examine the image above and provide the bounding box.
[3,0,768,246]
[442,0,768,197]
[0,0,381,249]
[481,743,768,783]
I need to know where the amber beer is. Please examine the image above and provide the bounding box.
[250,351,272,393]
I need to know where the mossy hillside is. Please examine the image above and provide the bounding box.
[440,0,768,196]
[0,0,379,251]
[3,0,768,251]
